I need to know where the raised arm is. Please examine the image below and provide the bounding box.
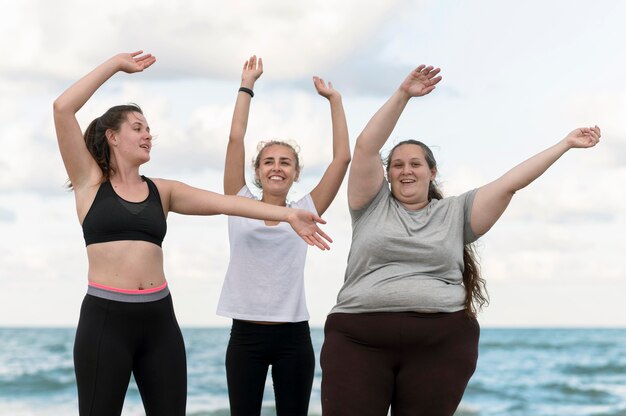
[224,55,263,195]
[157,179,332,250]
[348,65,441,210]
[471,126,601,235]
[52,51,156,189]
[308,76,351,215]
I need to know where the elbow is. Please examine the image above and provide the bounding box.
[53,97,73,116]
[337,154,352,167]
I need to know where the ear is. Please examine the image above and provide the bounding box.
[105,129,118,147]
[294,169,300,182]
[430,168,437,181]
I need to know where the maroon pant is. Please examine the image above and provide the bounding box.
[320,311,479,416]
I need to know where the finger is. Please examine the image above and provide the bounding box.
[258,57,263,72]
[304,234,327,251]
[142,56,157,69]
[422,65,434,74]
[313,225,332,243]
[243,59,248,70]
[328,81,334,90]
[428,67,441,79]
[312,233,331,250]
[430,75,443,85]
[313,215,327,225]
[135,53,153,62]
[129,50,143,58]
[416,64,426,72]
[593,125,601,137]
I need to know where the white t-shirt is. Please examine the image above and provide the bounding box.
[216,185,317,322]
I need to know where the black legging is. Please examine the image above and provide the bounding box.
[321,310,479,416]
[225,320,315,416]
[73,293,187,416]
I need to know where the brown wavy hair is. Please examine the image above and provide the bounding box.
[68,104,143,189]
[384,139,489,317]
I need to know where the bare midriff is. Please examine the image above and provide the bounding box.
[86,240,166,290]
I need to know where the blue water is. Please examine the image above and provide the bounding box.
[1,328,625,415]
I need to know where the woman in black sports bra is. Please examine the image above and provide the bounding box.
[53,51,332,416]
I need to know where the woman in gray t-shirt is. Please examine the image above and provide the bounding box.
[320,65,601,416]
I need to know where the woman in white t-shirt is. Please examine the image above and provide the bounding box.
[217,55,351,415]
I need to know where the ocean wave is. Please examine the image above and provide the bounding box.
[0,368,75,396]
[559,362,626,377]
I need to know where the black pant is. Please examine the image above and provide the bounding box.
[225,320,315,416]
[321,311,479,416]
[73,294,187,416]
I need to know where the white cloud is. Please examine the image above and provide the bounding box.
[1,0,400,81]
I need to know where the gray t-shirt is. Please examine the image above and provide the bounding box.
[330,180,479,314]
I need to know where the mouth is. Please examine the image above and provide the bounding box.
[268,175,285,181]
[400,178,415,184]
[140,144,151,151]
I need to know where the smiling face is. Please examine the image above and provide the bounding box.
[386,143,437,210]
[254,143,300,197]
[107,111,153,166]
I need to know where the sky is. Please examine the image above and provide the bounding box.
[1,0,625,328]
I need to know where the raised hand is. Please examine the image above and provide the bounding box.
[242,55,263,85]
[115,51,156,74]
[399,65,442,98]
[313,76,340,100]
[564,125,601,149]
[288,210,333,251]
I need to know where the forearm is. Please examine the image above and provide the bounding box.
[53,57,120,115]
[328,96,351,163]
[355,88,411,155]
[170,181,292,221]
[496,139,571,194]
[229,83,255,142]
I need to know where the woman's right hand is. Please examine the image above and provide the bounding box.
[399,65,442,98]
[115,51,157,74]
[241,55,263,86]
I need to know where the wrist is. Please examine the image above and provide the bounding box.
[238,87,254,98]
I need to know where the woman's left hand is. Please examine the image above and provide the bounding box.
[288,210,332,250]
[564,125,601,149]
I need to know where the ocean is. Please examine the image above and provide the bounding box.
[1,328,625,415]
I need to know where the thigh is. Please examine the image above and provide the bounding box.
[320,313,396,416]
[133,296,187,416]
[74,295,133,416]
[271,323,315,416]
[392,311,480,416]
[225,321,271,416]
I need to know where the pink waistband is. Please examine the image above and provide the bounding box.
[88,281,168,294]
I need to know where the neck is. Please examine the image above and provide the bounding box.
[399,198,430,211]
[261,191,287,207]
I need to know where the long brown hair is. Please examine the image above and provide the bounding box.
[68,104,143,189]
[385,139,489,317]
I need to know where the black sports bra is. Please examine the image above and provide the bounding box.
[82,176,167,247]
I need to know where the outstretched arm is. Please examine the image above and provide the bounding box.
[52,51,156,189]
[348,65,442,210]
[224,55,263,195]
[308,76,351,215]
[158,179,332,250]
[471,126,601,235]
